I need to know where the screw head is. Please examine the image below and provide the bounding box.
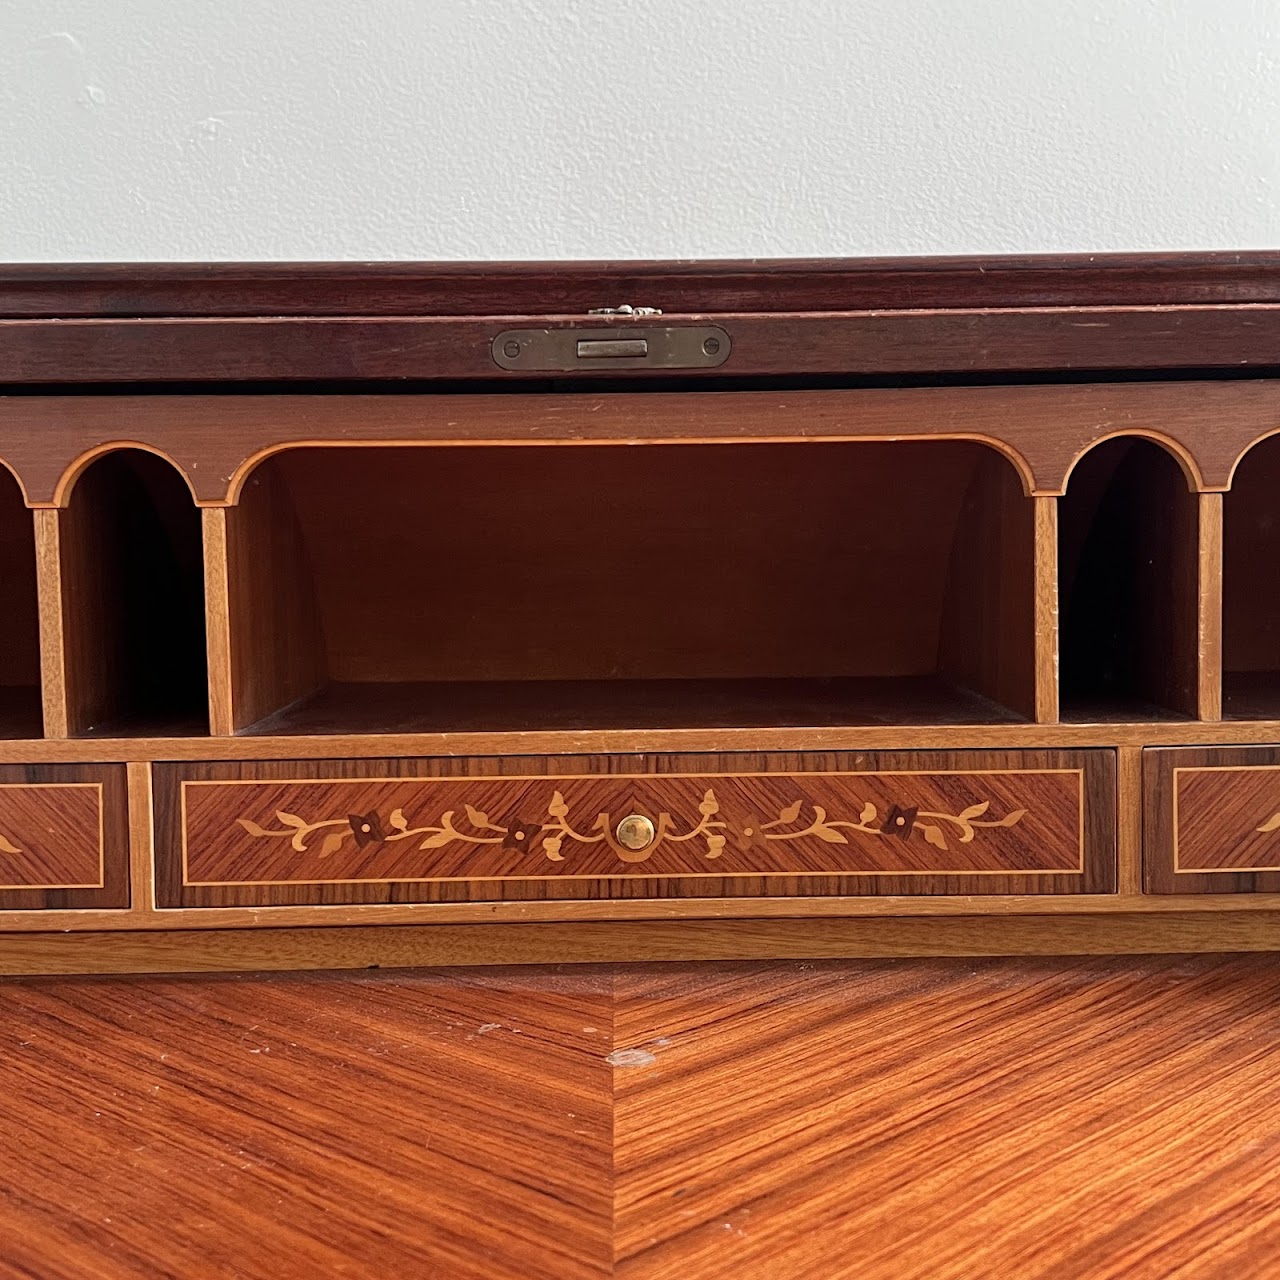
[503,340,521,359]
[702,336,721,356]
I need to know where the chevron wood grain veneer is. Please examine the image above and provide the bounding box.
[2,957,1279,1277]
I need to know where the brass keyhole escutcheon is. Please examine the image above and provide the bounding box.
[615,814,656,851]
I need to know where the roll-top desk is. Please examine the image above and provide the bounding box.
[2,253,1280,972]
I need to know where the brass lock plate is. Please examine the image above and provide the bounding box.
[492,326,731,372]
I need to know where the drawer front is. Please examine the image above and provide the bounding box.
[1145,746,1280,893]
[0,764,129,909]
[155,751,1115,907]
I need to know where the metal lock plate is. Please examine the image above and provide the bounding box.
[492,326,731,372]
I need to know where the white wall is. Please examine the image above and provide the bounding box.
[1,0,1277,262]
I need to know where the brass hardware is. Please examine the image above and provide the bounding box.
[576,338,649,360]
[492,326,730,371]
[615,813,656,852]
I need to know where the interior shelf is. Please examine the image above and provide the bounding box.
[226,441,1039,735]
[1224,435,1280,719]
[60,450,209,737]
[241,675,1023,736]
[1057,438,1199,723]
[0,467,42,739]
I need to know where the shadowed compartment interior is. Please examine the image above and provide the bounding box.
[1057,437,1200,723]
[59,449,209,736]
[223,440,1039,734]
[0,466,41,738]
[1224,433,1280,718]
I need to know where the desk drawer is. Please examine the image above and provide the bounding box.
[155,751,1115,907]
[0,764,129,909]
[1145,746,1280,893]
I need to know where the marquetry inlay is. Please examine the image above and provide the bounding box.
[177,767,1084,890]
[229,786,1030,868]
[1171,764,1280,875]
[0,782,105,890]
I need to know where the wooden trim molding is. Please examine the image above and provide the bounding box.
[4,913,1280,976]
[5,252,1280,317]
[6,381,1280,507]
[3,309,1279,384]
[2,253,1280,383]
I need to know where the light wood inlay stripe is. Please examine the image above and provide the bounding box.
[202,508,235,739]
[32,509,68,739]
[1034,495,1059,723]
[1198,492,1223,721]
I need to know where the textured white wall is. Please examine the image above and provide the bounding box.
[1,0,1277,262]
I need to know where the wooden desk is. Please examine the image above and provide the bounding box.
[2,252,1280,967]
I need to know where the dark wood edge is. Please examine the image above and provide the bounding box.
[4,306,1280,384]
[5,252,1280,382]
[5,251,1280,318]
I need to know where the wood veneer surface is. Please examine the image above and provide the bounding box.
[239,675,1024,737]
[614,955,1280,1278]
[0,687,42,742]
[58,450,208,737]
[7,381,1280,506]
[1057,437,1200,719]
[0,968,613,1280]
[254,442,1006,689]
[0,467,39,710]
[152,749,1114,906]
[1,957,1279,1278]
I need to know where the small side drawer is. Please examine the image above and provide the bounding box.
[0,764,129,909]
[155,750,1116,907]
[1145,746,1280,893]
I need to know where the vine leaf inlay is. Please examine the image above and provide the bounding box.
[0,832,20,856]
[756,798,1027,852]
[238,789,726,865]
[232,788,1027,865]
[1257,814,1280,834]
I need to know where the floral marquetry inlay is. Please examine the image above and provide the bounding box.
[234,788,1028,867]
[172,761,1099,899]
[752,798,1026,852]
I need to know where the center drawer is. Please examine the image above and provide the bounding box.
[153,750,1116,907]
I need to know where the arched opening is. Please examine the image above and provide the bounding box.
[1224,433,1280,716]
[226,440,1037,733]
[1058,437,1199,720]
[61,449,207,735]
[0,465,41,738]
